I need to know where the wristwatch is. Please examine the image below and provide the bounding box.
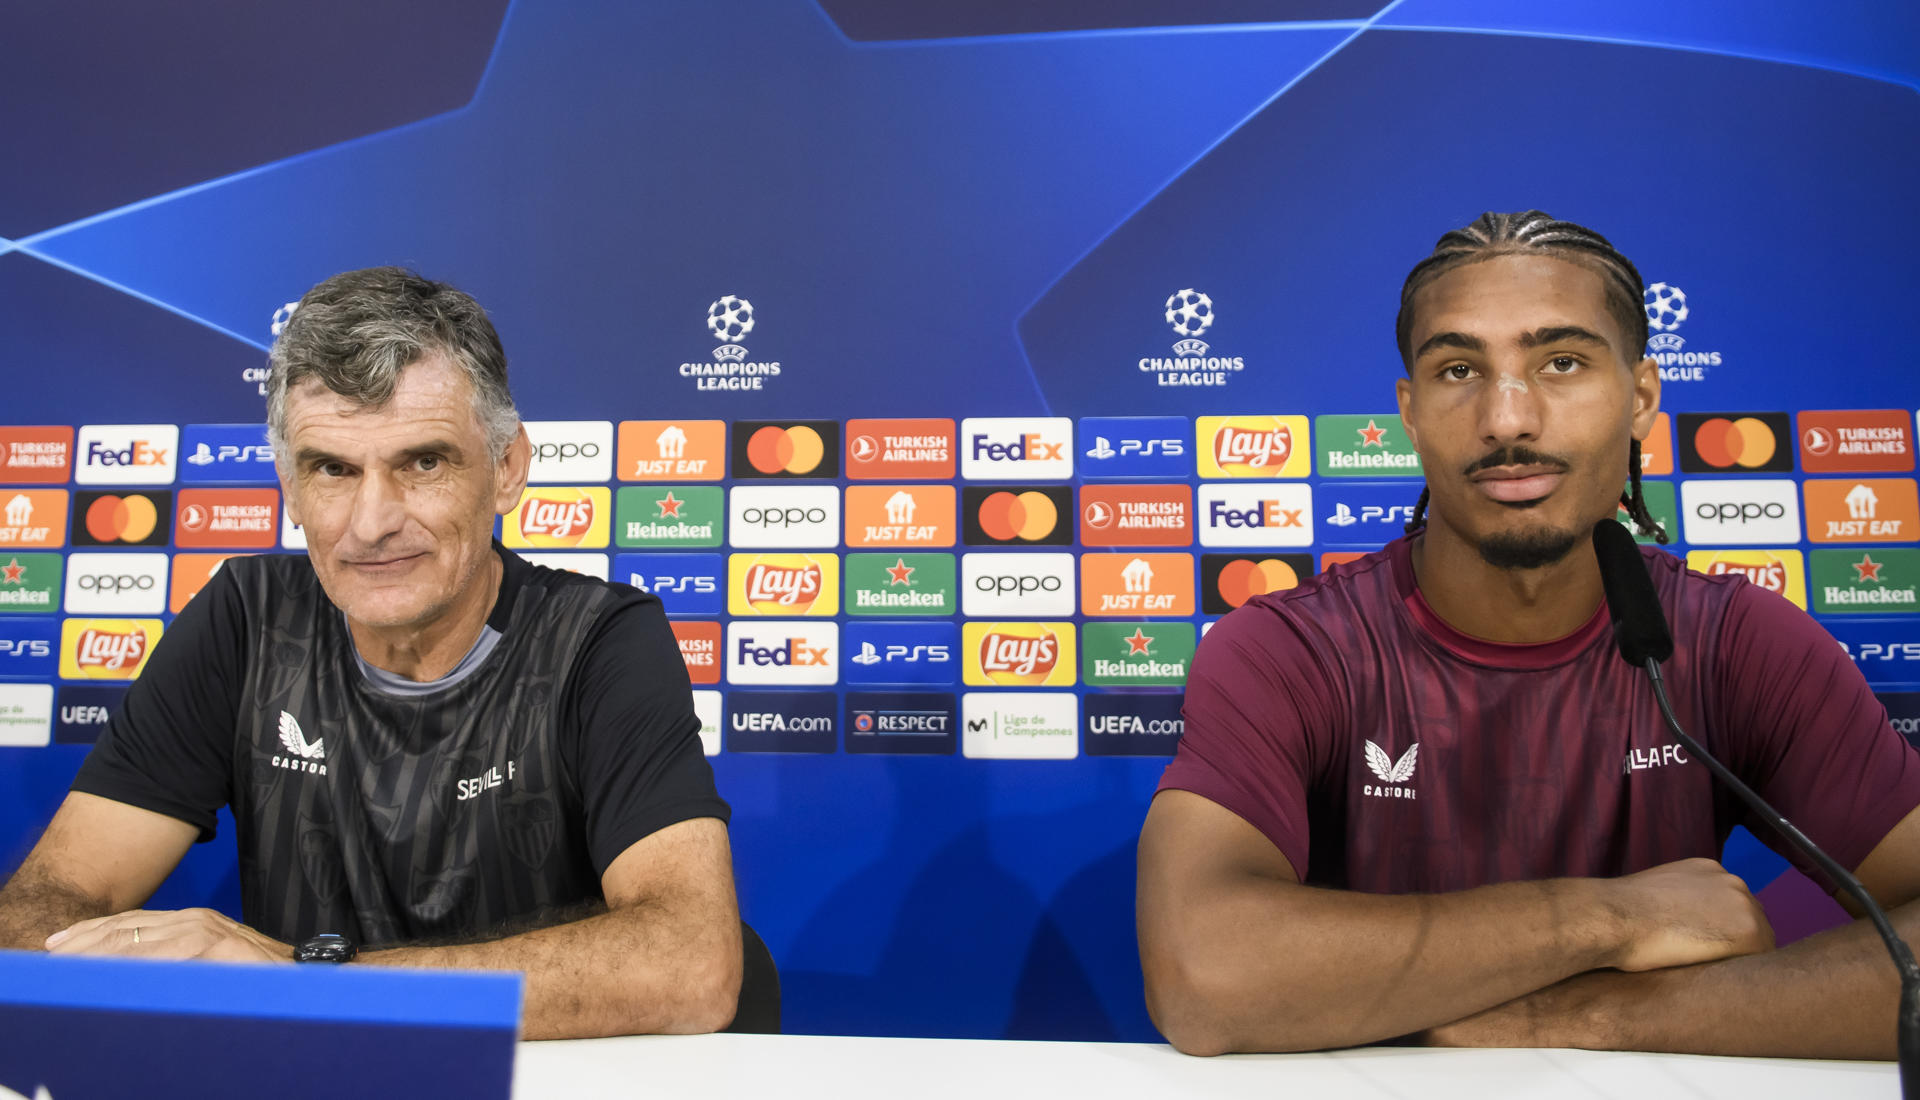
[293,933,357,963]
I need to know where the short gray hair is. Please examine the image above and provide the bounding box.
[265,267,520,467]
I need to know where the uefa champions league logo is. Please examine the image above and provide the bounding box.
[1645,282,1688,353]
[1137,288,1243,387]
[708,295,755,362]
[1165,289,1214,357]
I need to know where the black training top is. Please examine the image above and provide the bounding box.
[72,544,728,947]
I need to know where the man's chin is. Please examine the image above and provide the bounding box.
[1475,525,1583,571]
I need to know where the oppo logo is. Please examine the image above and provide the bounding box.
[973,574,1062,596]
[533,442,600,461]
[742,507,828,528]
[1695,501,1787,524]
[78,574,155,593]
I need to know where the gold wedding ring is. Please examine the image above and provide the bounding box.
[132,926,141,944]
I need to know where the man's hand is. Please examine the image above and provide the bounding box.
[44,908,292,963]
[1605,858,1774,972]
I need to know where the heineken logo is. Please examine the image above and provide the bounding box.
[844,552,957,617]
[616,486,724,547]
[0,553,61,612]
[1812,548,1920,614]
[1081,621,1195,686]
[1315,414,1422,478]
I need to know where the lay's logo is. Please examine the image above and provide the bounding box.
[963,621,1076,687]
[1685,549,1806,609]
[59,618,163,680]
[728,553,840,616]
[1197,416,1311,478]
[506,487,610,549]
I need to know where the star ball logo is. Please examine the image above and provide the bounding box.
[72,491,170,548]
[733,421,840,479]
[964,622,1076,687]
[1812,548,1919,614]
[1139,289,1244,388]
[1197,416,1311,478]
[1678,413,1794,474]
[682,295,781,392]
[505,487,610,549]
[962,485,1073,546]
[728,553,839,616]
[59,618,163,680]
[1201,553,1311,614]
[1642,282,1721,382]
[1685,550,1807,609]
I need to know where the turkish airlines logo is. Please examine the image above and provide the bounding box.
[845,418,956,480]
[1198,416,1310,478]
[174,489,278,549]
[964,622,1075,687]
[729,553,837,616]
[1078,484,1192,548]
[0,426,73,483]
[1797,410,1912,475]
[672,621,722,685]
[507,488,610,549]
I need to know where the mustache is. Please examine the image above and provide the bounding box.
[1462,445,1573,478]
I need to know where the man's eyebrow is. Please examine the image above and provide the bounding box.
[1518,325,1612,350]
[290,440,465,468]
[1413,331,1485,360]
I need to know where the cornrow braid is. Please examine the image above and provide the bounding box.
[1401,441,1668,544]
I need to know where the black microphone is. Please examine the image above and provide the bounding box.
[1592,519,1920,1093]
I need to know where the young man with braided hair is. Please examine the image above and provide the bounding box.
[1138,211,1920,1057]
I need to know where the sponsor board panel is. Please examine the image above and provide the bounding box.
[1804,478,1918,543]
[59,618,163,680]
[74,424,179,485]
[504,487,611,549]
[614,552,724,616]
[54,683,126,745]
[845,418,957,480]
[615,486,725,548]
[728,553,841,617]
[1080,553,1195,616]
[728,486,840,550]
[1078,416,1190,480]
[844,552,956,617]
[1811,548,1920,614]
[0,552,61,614]
[0,683,53,747]
[1679,480,1800,546]
[1196,483,1313,547]
[961,692,1078,759]
[726,621,839,686]
[63,552,167,615]
[962,621,1076,687]
[959,417,1074,481]
[845,691,957,755]
[524,421,615,483]
[1083,692,1185,756]
[1686,550,1806,609]
[727,691,837,754]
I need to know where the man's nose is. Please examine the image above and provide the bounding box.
[1478,369,1543,446]
[346,469,407,546]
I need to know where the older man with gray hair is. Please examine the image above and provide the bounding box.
[0,267,767,1038]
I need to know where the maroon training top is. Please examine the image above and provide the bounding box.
[1159,536,1920,892]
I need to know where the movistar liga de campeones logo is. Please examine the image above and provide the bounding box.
[681,295,781,392]
[1139,289,1244,388]
[1643,282,1720,381]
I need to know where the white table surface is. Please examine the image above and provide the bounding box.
[513,1033,1898,1099]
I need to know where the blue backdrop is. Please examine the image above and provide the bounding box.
[2,0,1918,1043]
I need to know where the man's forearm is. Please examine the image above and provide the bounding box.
[359,902,742,1039]
[0,864,112,951]
[1430,897,1920,1059]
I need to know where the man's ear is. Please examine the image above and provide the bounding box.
[1395,376,1420,453]
[494,424,531,516]
[1629,356,1662,442]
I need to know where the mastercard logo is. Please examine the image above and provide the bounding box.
[977,490,1059,542]
[1679,413,1792,473]
[79,493,166,545]
[1202,553,1312,614]
[733,420,840,479]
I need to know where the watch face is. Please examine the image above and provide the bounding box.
[296,934,356,963]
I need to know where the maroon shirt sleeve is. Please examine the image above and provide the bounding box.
[1158,598,1344,879]
[1711,580,1920,875]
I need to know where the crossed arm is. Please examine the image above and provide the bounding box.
[1138,789,1920,1058]
[0,792,742,1039]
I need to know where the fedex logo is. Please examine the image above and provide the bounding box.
[726,622,838,685]
[958,418,1073,480]
[75,425,179,485]
[1198,484,1314,547]
[844,623,959,687]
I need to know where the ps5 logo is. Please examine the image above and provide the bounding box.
[635,575,717,595]
[850,642,951,665]
[1077,417,1190,479]
[1085,437,1184,460]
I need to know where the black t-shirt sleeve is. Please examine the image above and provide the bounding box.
[561,590,729,876]
[69,560,248,841]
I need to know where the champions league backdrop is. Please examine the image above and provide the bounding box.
[2,0,1918,1042]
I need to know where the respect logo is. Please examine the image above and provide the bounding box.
[506,487,610,549]
[59,618,163,680]
[728,553,840,616]
[1197,416,1310,478]
[963,622,1076,687]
